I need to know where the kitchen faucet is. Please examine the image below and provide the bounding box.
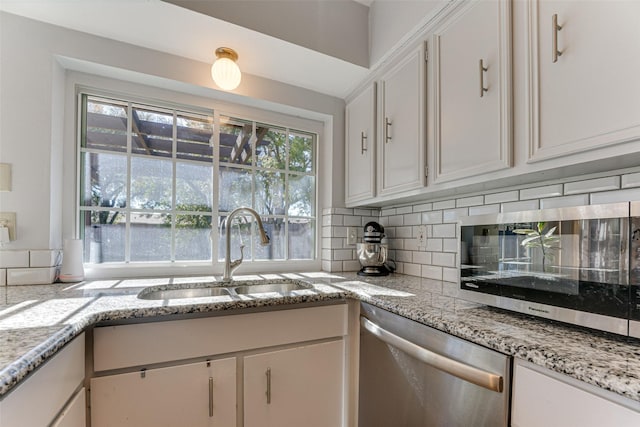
[223,207,270,281]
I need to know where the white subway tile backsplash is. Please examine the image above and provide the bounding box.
[396,226,413,239]
[321,249,332,261]
[443,208,469,222]
[354,208,376,216]
[433,199,455,210]
[591,187,640,204]
[468,204,500,216]
[501,199,539,213]
[565,176,620,195]
[540,194,589,209]
[0,269,5,286]
[322,226,332,238]
[403,238,417,251]
[343,215,362,226]
[456,195,484,207]
[622,172,640,189]
[432,252,456,267]
[412,251,431,265]
[425,238,443,252]
[396,206,413,215]
[520,184,563,200]
[485,190,519,204]
[342,260,361,271]
[421,265,443,280]
[388,215,404,226]
[403,263,421,277]
[7,267,56,285]
[396,250,412,262]
[413,202,433,212]
[322,260,342,272]
[333,249,354,261]
[421,210,443,224]
[333,208,354,215]
[442,238,458,253]
[442,267,459,283]
[380,208,396,217]
[403,213,421,226]
[362,216,379,226]
[0,251,29,268]
[433,224,456,238]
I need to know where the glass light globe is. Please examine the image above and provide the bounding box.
[211,57,241,91]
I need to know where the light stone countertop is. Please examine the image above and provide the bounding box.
[0,272,639,404]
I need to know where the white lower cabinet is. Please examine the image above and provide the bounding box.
[243,340,344,427]
[91,358,236,427]
[512,359,640,427]
[51,387,86,427]
[0,334,85,427]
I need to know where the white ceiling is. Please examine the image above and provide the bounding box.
[0,0,371,98]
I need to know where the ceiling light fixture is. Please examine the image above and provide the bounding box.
[211,47,241,91]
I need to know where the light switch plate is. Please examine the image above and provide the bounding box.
[347,227,358,245]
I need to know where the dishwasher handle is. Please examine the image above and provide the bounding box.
[361,317,504,393]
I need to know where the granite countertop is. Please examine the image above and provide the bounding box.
[0,272,639,405]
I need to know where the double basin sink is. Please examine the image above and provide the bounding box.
[138,280,310,300]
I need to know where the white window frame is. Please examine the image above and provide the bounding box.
[68,80,324,279]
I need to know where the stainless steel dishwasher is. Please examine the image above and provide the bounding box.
[359,303,511,427]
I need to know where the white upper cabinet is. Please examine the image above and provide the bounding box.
[526,0,640,162]
[378,46,427,196]
[432,0,512,183]
[345,83,376,205]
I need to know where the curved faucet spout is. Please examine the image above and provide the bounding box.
[223,207,270,281]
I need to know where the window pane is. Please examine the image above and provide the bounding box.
[288,174,314,217]
[81,152,127,208]
[132,107,173,157]
[255,171,285,216]
[219,117,253,165]
[175,214,212,261]
[80,210,126,263]
[289,131,314,173]
[254,217,285,260]
[288,219,315,260]
[219,166,252,212]
[256,125,286,170]
[131,157,172,210]
[84,98,127,152]
[177,114,214,162]
[130,213,171,261]
[176,162,213,211]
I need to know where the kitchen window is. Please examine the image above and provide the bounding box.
[78,94,316,268]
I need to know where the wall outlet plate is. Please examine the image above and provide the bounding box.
[0,212,16,241]
[347,227,358,245]
[417,225,427,250]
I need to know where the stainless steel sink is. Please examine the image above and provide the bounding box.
[138,287,231,300]
[233,281,309,295]
[138,279,311,300]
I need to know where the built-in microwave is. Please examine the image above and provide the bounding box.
[459,202,640,338]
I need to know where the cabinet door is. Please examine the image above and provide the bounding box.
[378,47,426,196]
[512,359,640,427]
[527,0,640,162]
[51,387,86,427]
[433,0,512,182]
[244,340,344,427]
[345,83,376,205]
[91,358,236,427]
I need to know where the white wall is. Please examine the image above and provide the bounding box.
[369,0,448,67]
[0,12,346,251]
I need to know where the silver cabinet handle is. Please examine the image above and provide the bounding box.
[552,13,563,63]
[385,118,392,143]
[361,317,503,393]
[361,131,367,154]
[208,377,214,417]
[479,59,488,97]
[265,368,272,404]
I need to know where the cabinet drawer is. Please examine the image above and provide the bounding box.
[94,304,348,371]
[0,334,85,427]
[51,387,86,427]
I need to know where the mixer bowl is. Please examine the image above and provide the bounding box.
[357,243,388,267]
